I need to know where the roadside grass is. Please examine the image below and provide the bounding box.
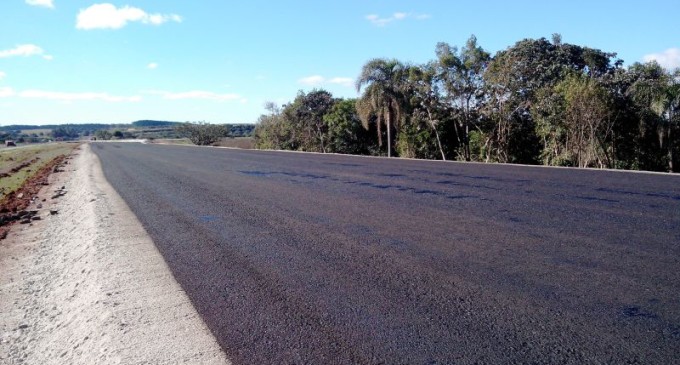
[149,136,254,148]
[0,143,79,199]
[214,137,254,149]
[151,138,193,145]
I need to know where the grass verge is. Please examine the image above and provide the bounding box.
[0,143,78,198]
[0,143,80,239]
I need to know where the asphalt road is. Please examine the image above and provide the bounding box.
[92,143,680,364]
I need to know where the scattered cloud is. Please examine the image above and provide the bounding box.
[298,75,354,88]
[76,3,182,30]
[147,62,158,70]
[0,71,6,80]
[0,44,52,60]
[19,89,142,102]
[146,90,247,103]
[643,48,680,70]
[0,87,15,98]
[393,12,407,20]
[298,75,325,86]
[329,77,354,88]
[25,0,54,9]
[365,12,431,26]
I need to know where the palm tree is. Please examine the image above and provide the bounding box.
[356,58,408,157]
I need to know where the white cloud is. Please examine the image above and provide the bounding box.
[365,12,430,26]
[0,87,15,98]
[0,71,6,80]
[147,62,158,69]
[147,90,246,103]
[643,48,680,70]
[0,44,52,60]
[299,75,325,86]
[329,77,354,87]
[298,75,354,88]
[19,89,142,102]
[76,3,182,30]
[26,0,54,9]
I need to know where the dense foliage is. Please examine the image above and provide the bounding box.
[254,35,680,172]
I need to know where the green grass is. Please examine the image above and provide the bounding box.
[0,143,78,198]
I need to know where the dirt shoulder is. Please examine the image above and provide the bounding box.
[0,144,229,364]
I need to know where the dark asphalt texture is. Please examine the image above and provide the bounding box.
[92,143,680,365]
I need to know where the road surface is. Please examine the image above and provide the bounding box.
[92,142,680,364]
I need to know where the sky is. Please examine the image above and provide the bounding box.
[0,0,679,126]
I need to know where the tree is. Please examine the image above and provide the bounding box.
[175,122,229,146]
[435,35,490,161]
[323,99,376,155]
[484,36,620,164]
[405,64,448,160]
[356,58,409,157]
[285,90,335,152]
[629,62,680,172]
[536,74,615,168]
[94,129,113,140]
[52,126,79,139]
[253,102,294,150]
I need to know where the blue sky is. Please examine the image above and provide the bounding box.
[1,0,678,126]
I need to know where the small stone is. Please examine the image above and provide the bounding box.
[50,210,59,215]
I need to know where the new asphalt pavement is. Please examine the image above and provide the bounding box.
[92,142,680,364]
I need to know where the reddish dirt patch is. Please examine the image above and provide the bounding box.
[0,155,68,240]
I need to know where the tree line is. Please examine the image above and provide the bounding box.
[254,34,680,172]
[0,121,255,143]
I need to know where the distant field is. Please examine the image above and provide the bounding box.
[0,143,79,199]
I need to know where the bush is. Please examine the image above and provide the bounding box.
[175,122,229,145]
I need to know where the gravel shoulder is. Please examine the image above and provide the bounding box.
[0,144,229,364]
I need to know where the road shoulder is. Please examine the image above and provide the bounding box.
[0,144,229,364]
